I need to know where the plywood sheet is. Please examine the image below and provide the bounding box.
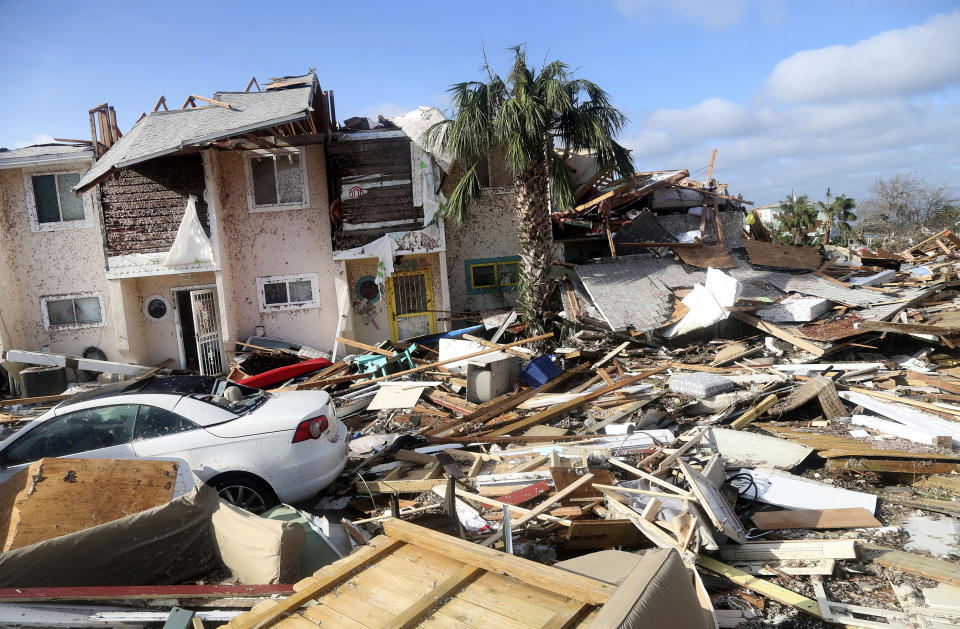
[752,508,881,530]
[743,239,822,270]
[0,458,177,552]
[673,245,738,269]
[367,385,426,410]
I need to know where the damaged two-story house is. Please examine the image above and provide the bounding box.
[0,72,511,381]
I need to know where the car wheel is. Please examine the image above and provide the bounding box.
[208,474,278,514]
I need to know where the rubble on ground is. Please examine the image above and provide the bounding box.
[4,227,960,626]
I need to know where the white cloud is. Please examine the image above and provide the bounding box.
[763,11,960,103]
[10,133,55,148]
[612,0,747,29]
[356,102,414,120]
[622,96,960,205]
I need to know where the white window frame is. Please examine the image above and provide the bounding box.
[40,292,106,331]
[22,164,95,232]
[243,147,310,213]
[256,273,320,312]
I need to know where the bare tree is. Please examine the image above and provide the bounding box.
[858,173,958,246]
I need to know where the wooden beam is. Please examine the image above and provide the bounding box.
[52,138,92,145]
[384,564,484,629]
[542,599,591,629]
[512,473,596,528]
[190,94,232,109]
[0,584,294,602]
[730,394,779,430]
[485,365,668,437]
[453,487,573,526]
[348,333,554,388]
[152,96,168,112]
[382,519,614,605]
[706,148,717,181]
[354,479,446,495]
[752,508,881,530]
[181,95,196,109]
[697,556,823,618]
[730,311,828,356]
[335,336,394,357]
[244,76,261,93]
[854,320,960,336]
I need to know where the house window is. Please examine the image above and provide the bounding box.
[256,273,320,312]
[22,168,94,232]
[244,148,309,212]
[41,293,105,330]
[465,257,521,294]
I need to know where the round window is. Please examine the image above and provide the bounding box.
[143,295,170,322]
[354,275,381,304]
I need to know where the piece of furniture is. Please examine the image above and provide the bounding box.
[555,549,716,629]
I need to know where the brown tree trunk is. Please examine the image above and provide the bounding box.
[513,160,553,337]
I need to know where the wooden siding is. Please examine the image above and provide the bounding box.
[327,134,418,250]
[99,154,208,256]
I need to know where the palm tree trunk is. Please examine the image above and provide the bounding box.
[513,160,553,336]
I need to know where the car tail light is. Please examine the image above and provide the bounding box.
[292,415,329,443]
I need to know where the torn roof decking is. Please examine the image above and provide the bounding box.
[0,144,92,169]
[574,170,689,214]
[76,77,323,193]
[574,254,937,336]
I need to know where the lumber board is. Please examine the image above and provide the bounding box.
[383,564,484,629]
[697,556,823,618]
[513,473,596,528]
[751,508,881,530]
[542,599,591,629]
[869,547,960,588]
[729,394,778,429]
[0,392,73,407]
[485,366,667,437]
[730,311,829,356]
[0,584,295,602]
[355,479,446,494]
[382,519,614,605]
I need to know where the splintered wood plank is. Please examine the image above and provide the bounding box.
[301,602,371,628]
[427,597,535,629]
[385,564,484,628]
[752,508,881,530]
[274,614,331,629]
[870,547,960,587]
[457,572,566,626]
[697,556,822,618]
[390,542,467,576]
[382,520,615,605]
[542,599,591,629]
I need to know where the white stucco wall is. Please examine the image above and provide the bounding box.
[0,164,122,360]
[444,189,522,314]
[210,144,339,352]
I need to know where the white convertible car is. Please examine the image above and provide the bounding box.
[0,376,347,512]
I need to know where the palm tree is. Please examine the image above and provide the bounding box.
[817,194,857,245]
[778,194,817,245]
[425,46,634,336]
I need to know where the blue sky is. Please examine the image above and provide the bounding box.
[2,0,958,205]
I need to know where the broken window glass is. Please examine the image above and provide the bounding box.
[263,282,288,305]
[32,174,60,223]
[57,172,84,220]
[251,156,278,206]
[135,405,199,440]
[276,153,303,204]
[287,279,313,302]
[46,296,103,327]
[497,262,520,286]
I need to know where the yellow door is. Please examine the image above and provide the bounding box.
[386,269,436,341]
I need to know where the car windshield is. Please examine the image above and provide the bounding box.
[188,378,269,414]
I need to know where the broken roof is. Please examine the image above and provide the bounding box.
[0,144,92,169]
[390,106,454,172]
[76,76,318,192]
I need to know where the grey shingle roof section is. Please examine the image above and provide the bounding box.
[76,85,314,191]
[575,257,675,332]
[0,144,92,169]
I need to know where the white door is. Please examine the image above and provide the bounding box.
[190,289,225,375]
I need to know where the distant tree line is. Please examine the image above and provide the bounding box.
[768,172,958,249]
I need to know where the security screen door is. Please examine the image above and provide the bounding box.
[190,288,225,375]
[386,269,436,341]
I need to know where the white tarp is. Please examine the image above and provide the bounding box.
[164,195,215,267]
